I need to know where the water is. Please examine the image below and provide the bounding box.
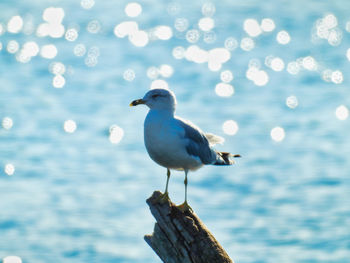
[1,0,350,262]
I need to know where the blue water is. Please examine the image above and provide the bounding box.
[1,0,350,262]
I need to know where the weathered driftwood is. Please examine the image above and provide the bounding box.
[144,191,233,263]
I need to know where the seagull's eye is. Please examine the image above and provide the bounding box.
[152,94,160,98]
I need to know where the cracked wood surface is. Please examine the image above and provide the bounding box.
[144,191,233,263]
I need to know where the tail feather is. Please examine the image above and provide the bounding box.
[214,152,241,165]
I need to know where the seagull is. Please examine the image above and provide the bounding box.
[130,88,240,211]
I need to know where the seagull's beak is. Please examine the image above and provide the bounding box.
[129,99,146,107]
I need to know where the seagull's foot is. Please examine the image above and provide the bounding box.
[155,192,170,204]
[176,201,193,213]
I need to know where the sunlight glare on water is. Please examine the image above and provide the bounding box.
[271,126,285,142]
[243,19,262,37]
[2,117,13,130]
[4,163,15,176]
[109,125,124,144]
[125,2,142,18]
[64,120,77,133]
[335,105,349,120]
[7,16,23,34]
[222,120,239,135]
[215,83,234,97]
[2,256,22,263]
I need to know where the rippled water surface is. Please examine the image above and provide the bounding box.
[1,0,350,262]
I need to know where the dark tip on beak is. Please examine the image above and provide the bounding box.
[130,99,145,107]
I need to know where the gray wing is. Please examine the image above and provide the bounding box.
[176,117,217,164]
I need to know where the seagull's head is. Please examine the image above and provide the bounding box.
[130,88,177,112]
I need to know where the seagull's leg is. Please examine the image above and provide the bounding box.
[164,168,171,194]
[155,169,171,203]
[177,169,192,212]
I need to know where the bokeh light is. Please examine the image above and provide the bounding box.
[64,120,77,133]
[150,79,169,90]
[220,70,234,83]
[65,28,78,41]
[261,18,275,32]
[4,163,15,176]
[215,83,234,97]
[186,29,200,43]
[87,20,101,34]
[243,19,262,37]
[198,17,215,32]
[240,37,255,51]
[172,46,185,59]
[114,21,138,38]
[125,2,142,18]
[7,40,19,54]
[159,64,174,78]
[2,117,13,130]
[222,120,239,135]
[52,75,66,88]
[271,126,285,142]
[129,30,149,47]
[109,125,124,144]
[270,57,285,71]
[40,44,58,59]
[335,105,349,120]
[201,2,216,17]
[7,15,23,34]
[147,66,159,79]
[2,256,21,263]
[81,0,95,9]
[123,68,135,81]
[154,26,173,40]
[224,37,238,51]
[73,44,86,56]
[276,30,291,44]
[174,18,189,32]
[286,95,298,109]
[49,62,66,75]
[331,70,343,84]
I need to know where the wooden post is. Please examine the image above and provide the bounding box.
[144,191,233,263]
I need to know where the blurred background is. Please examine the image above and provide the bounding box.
[1,0,350,262]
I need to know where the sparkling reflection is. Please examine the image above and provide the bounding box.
[198,17,215,32]
[201,2,216,17]
[186,29,200,43]
[40,44,58,59]
[172,46,185,59]
[224,37,238,51]
[2,117,13,130]
[271,126,285,142]
[240,37,255,51]
[286,95,298,109]
[64,120,77,133]
[7,15,23,34]
[109,125,124,144]
[335,105,349,120]
[276,30,291,44]
[174,18,189,32]
[260,18,275,32]
[81,0,95,9]
[222,120,239,135]
[2,256,22,263]
[53,75,66,88]
[65,28,78,41]
[7,40,19,54]
[73,44,86,56]
[220,70,234,83]
[125,2,142,17]
[215,83,234,97]
[150,79,169,90]
[123,69,135,81]
[243,19,262,37]
[4,163,15,176]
